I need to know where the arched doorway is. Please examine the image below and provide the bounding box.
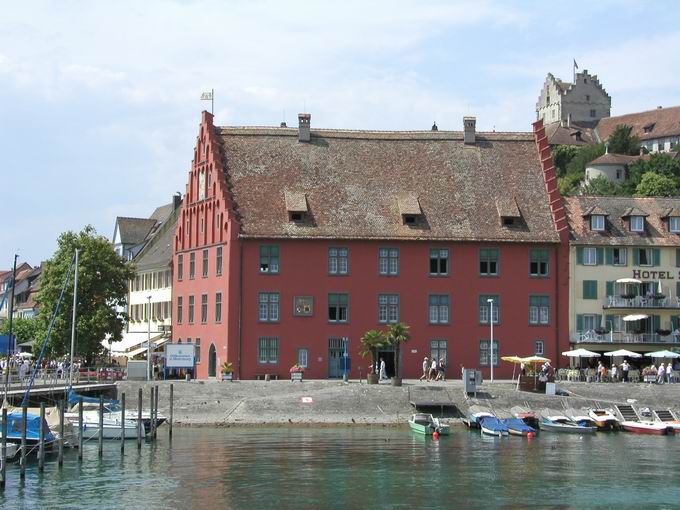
[208,344,217,377]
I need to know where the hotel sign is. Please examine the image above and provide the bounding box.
[165,343,195,368]
[631,269,677,280]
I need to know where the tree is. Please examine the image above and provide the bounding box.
[635,172,679,197]
[607,124,640,155]
[359,329,387,376]
[627,153,680,195]
[0,317,40,346]
[35,226,135,363]
[558,143,606,195]
[581,176,625,196]
[386,322,411,380]
[552,145,579,178]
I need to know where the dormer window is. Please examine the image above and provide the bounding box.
[630,216,645,232]
[284,191,309,223]
[670,217,680,233]
[496,196,521,228]
[643,123,655,134]
[591,215,605,231]
[397,194,422,226]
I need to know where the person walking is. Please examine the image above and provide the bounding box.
[419,357,429,381]
[622,360,629,382]
[379,357,387,381]
[668,362,674,384]
[436,358,446,381]
[658,363,666,384]
[429,358,438,381]
[611,364,619,382]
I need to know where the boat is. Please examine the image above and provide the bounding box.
[501,417,537,437]
[64,411,142,440]
[68,390,166,433]
[653,409,680,434]
[408,413,450,436]
[588,408,620,430]
[615,404,671,436]
[539,411,597,434]
[479,417,509,437]
[565,409,599,429]
[510,406,540,428]
[0,411,57,446]
[620,421,671,435]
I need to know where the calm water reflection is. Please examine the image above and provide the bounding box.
[1,427,679,509]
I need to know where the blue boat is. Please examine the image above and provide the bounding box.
[501,418,537,437]
[479,416,509,437]
[3,412,56,445]
[68,390,120,410]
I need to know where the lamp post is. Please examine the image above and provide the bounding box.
[487,298,494,383]
[147,296,152,381]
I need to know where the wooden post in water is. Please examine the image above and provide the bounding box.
[78,397,84,460]
[149,387,154,441]
[137,388,142,450]
[38,402,45,472]
[153,385,159,440]
[1,408,7,489]
[20,406,27,479]
[58,399,65,467]
[98,395,104,457]
[120,392,126,451]
[169,383,173,439]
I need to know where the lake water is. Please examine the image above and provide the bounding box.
[1,426,679,509]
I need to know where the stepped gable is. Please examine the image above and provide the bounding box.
[216,126,560,243]
[565,196,680,246]
[596,105,680,142]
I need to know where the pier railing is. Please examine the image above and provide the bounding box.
[1,367,126,391]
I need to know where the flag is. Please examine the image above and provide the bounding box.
[200,91,213,100]
[573,59,578,70]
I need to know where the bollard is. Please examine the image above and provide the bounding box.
[58,400,65,467]
[20,406,27,479]
[149,387,155,441]
[169,384,173,439]
[98,395,104,458]
[78,397,84,460]
[153,386,159,440]
[39,402,45,472]
[1,408,6,489]
[121,393,126,451]
[137,388,142,450]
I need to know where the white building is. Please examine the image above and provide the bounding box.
[536,70,611,126]
[596,106,680,154]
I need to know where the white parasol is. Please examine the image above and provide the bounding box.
[645,350,680,359]
[562,348,600,358]
[604,349,642,358]
[616,278,641,284]
[623,314,649,322]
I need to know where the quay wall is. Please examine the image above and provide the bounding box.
[116,380,680,426]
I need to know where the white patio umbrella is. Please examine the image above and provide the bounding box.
[562,348,600,357]
[623,314,649,322]
[646,350,680,359]
[604,349,642,358]
[616,278,641,284]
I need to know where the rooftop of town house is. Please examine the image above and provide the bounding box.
[596,105,680,142]
[213,122,560,243]
[543,121,598,146]
[114,217,159,245]
[133,205,180,271]
[566,196,680,246]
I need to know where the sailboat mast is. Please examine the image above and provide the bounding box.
[2,254,19,405]
[68,249,79,388]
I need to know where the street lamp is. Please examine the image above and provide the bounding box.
[147,295,152,381]
[487,298,494,383]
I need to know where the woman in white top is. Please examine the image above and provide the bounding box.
[658,363,666,384]
[429,358,438,381]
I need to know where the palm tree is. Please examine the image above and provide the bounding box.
[359,329,387,376]
[387,322,411,380]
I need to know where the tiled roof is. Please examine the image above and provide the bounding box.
[396,194,421,216]
[116,217,158,245]
[582,205,609,217]
[217,127,560,243]
[543,121,597,146]
[596,106,680,141]
[589,153,640,166]
[495,196,520,218]
[566,196,680,246]
[149,202,174,223]
[133,207,180,271]
[284,191,308,212]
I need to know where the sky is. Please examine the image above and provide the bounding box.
[2,0,680,267]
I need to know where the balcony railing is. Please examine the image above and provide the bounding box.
[603,295,680,309]
[571,330,680,344]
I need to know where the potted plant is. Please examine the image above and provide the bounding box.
[289,364,304,381]
[652,293,665,300]
[221,362,233,381]
[620,293,636,300]
[360,330,387,384]
[656,329,671,337]
[594,328,608,335]
[387,322,411,387]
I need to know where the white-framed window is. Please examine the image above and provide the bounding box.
[195,338,201,363]
[258,337,278,364]
[612,247,627,266]
[379,248,399,276]
[479,295,500,324]
[328,248,349,275]
[534,340,544,355]
[630,216,645,232]
[378,294,399,323]
[328,294,348,323]
[638,248,653,266]
[529,296,550,325]
[428,295,450,324]
[479,339,499,367]
[429,249,449,276]
[258,292,280,322]
[591,215,605,231]
[297,348,309,368]
[670,217,680,233]
[583,247,597,266]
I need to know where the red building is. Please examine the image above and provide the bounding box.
[173,112,568,380]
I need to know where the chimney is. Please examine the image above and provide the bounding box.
[298,113,311,142]
[280,121,287,128]
[463,116,476,144]
[431,121,438,131]
[173,192,182,210]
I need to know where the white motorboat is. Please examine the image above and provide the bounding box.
[65,411,141,439]
[588,409,620,430]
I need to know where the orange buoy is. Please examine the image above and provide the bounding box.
[433,431,439,439]
[527,432,535,439]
